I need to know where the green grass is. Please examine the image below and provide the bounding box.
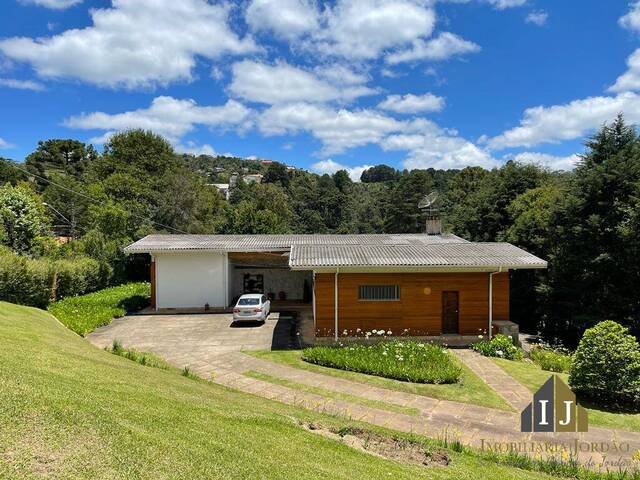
[108,339,172,370]
[302,341,461,383]
[245,370,421,417]
[48,282,149,336]
[246,349,513,411]
[491,357,640,432]
[0,301,567,480]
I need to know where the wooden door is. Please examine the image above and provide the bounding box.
[441,291,459,334]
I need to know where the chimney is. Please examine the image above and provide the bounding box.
[425,214,442,235]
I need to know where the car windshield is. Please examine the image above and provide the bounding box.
[238,298,260,306]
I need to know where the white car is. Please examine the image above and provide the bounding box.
[232,294,270,323]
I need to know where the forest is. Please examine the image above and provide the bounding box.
[0,116,638,348]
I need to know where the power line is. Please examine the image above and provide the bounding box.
[11,164,190,234]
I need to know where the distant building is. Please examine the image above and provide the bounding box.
[244,173,263,184]
[229,173,239,188]
[207,183,230,200]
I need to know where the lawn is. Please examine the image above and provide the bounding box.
[246,349,513,411]
[491,357,640,432]
[302,341,461,383]
[245,370,421,417]
[48,282,149,336]
[0,301,571,480]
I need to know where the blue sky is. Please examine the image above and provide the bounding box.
[1,0,639,179]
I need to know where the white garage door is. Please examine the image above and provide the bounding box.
[155,252,227,308]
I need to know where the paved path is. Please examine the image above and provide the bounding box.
[197,352,640,470]
[86,320,640,470]
[87,312,296,356]
[453,349,532,411]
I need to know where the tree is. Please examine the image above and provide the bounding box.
[0,184,48,253]
[262,162,290,187]
[25,139,97,188]
[385,170,434,233]
[332,170,352,193]
[0,158,27,186]
[543,115,640,345]
[360,164,399,183]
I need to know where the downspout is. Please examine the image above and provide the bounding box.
[488,266,503,339]
[334,268,339,342]
[312,271,316,333]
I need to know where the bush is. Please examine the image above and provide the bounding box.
[0,248,54,308]
[48,282,149,336]
[471,334,523,360]
[0,248,113,308]
[529,347,572,373]
[302,340,461,384]
[569,320,640,408]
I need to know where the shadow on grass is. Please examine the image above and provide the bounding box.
[118,294,150,313]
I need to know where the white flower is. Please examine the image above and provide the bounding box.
[386,330,392,335]
[377,330,384,335]
[496,350,504,357]
[356,328,361,333]
[478,335,484,339]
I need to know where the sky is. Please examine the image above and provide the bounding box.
[0,0,639,180]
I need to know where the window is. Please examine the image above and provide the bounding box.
[238,298,260,306]
[358,285,400,301]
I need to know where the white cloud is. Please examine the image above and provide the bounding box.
[486,0,526,9]
[511,152,580,171]
[175,141,218,156]
[309,0,436,60]
[381,120,497,170]
[525,10,548,26]
[0,78,45,91]
[0,137,15,149]
[87,131,116,145]
[258,102,404,155]
[485,92,640,149]
[620,2,640,33]
[609,48,640,93]
[314,64,370,86]
[386,32,480,64]
[378,93,445,113]
[0,0,257,89]
[18,0,82,9]
[246,0,319,40]
[230,60,376,104]
[65,96,252,142]
[311,159,373,181]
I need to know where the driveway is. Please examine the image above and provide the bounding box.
[86,312,296,365]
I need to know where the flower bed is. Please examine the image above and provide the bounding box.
[302,340,461,384]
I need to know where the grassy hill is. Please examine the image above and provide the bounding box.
[0,302,561,479]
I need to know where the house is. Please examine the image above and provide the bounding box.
[207,183,230,200]
[124,230,546,344]
[243,173,263,184]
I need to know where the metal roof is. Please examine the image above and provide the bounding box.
[123,233,468,253]
[288,243,547,270]
[123,233,547,270]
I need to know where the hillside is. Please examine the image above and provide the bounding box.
[0,302,559,479]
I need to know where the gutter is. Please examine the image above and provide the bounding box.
[488,266,503,340]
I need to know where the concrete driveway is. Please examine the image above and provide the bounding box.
[86,312,295,366]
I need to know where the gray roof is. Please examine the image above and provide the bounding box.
[288,243,547,270]
[123,234,546,270]
[123,233,468,253]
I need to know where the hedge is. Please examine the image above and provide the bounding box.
[0,248,111,308]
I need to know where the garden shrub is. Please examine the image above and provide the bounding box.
[302,340,461,384]
[529,347,572,373]
[0,248,54,308]
[0,248,114,308]
[48,282,150,336]
[471,334,523,360]
[569,320,640,408]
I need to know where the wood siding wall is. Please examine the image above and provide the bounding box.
[314,272,509,337]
